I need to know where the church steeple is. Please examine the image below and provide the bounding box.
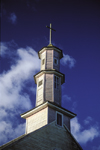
[34,24,65,107]
[21,24,76,139]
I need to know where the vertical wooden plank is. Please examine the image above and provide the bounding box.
[45,74,53,101]
[53,50,60,71]
[36,74,44,106]
[41,51,46,70]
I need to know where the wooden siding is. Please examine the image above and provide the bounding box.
[48,107,70,130]
[41,51,46,70]
[46,50,53,69]
[45,74,53,102]
[63,114,70,131]
[53,50,60,71]
[36,48,62,106]
[36,74,44,106]
[54,75,61,105]
[26,107,48,134]
[25,106,70,135]
[48,107,55,124]
[40,49,60,71]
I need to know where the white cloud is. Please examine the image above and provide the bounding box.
[0,46,40,110]
[0,42,8,56]
[0,41,40,145]
[61,54,76,68]
[29,87,36,94]
[9,13,17,24]
[62,95,71,102]
[0,109,7,120]
[72,101,77,111]
[71,117,100,145]
[0,121,25,145]
[84,116,93,125]
[62,95,71,107]
[0,40,18,57]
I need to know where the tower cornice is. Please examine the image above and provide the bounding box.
[34,69,65,84]
[21,101,76,119]
[38,45,63,59]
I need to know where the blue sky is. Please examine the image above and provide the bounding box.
[0,0,100,149]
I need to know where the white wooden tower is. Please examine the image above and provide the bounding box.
[34,24,65,107]
[21,24,76,135]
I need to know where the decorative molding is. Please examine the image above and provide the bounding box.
[21,101,76,119]
[34,69,65,84]
[38,45,63,59]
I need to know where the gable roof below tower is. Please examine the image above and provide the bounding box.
[0,121,83,150]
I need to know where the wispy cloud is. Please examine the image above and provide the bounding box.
[9,13,17,24]
[0,121,25,145]
[62,94,71,101]
[71,117,100,145]
[62,94,71,106]
[61,54,76,68]
[84,116,93,125]
[0,40,18,57]
[0,42,40,110]
[0,41,40,145]
[71,101,78,112]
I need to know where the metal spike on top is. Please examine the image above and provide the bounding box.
[46,23,56,46]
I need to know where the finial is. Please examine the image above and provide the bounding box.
[46,23,56,46]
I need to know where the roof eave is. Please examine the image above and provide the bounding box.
[38,45,63,59]
[21,101,76,119]
[34,70,65,84]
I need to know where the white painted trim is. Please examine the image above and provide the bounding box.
[34,70,64,84]
[40,51,46,70]
[36,78,38,106]
[39,47,62,57]
[45,50,47,69]
[42,58,45,65]
[21,102,48,118]
[47,107,48,124]
[52,50,54,69]
[43,74,45,102]
[53,74,54,103]
[25,119,27,134]
[45,50,46,69]
[54,75,59,90]
[21,101,76,119]
[48,103,76,118]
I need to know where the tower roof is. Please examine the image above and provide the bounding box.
[38,44,63,59]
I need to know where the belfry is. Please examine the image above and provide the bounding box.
[34,24,64,107]
[0,24,83,150]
